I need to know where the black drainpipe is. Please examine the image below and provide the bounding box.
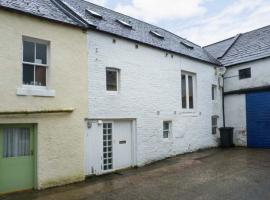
[222,75,226,127]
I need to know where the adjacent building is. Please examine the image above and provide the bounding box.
[0,0,89,193]
[205,26,270,148]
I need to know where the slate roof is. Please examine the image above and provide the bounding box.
[0,0,88,28]
[204,25,270,67]
[0,0,220,65]
[61,0,220,65]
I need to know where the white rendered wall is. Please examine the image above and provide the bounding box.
[224,94,247,146]
[224,58,270,92]
[223,58,270,146]
[87,31,222,166]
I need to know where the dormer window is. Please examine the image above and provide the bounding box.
[116,19,132,29]
[180,41,194,50]
[86,9,102,19]
[150,30,164,39]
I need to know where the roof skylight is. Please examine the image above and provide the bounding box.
[180,41,194,49]
[86,9,103,19]
[150,30,164,39]
[116,19,132,28]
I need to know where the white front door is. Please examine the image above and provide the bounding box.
[113,121,132,170]
[85,120,133,176]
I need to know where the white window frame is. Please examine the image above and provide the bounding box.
[22,36,50,89]
[163,121,172,139]
[106,68,120,92]
[17,36,55,97]
[181,71,196,111]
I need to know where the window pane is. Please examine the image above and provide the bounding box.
[106,70,117,91]
[163,122,169,130]
[239,68,251,79]
[163,131,169,138]
[36,43,47,64]
[23,64,34,85]
[212,85,215,100]
[23,41,35,63]
[35,66,46,86]
[3,128,30,158]
[181,75,186,108]
[188,76,194,109]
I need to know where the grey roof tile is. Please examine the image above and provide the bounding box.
[61,0,220,65]
[0,0,87,27]
[204,25,270,67]
[0,0,219,65]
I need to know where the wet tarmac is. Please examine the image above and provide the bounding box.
[1,148,270,200]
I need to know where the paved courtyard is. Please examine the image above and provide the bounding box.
[1,148,270,200]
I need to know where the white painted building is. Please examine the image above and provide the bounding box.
[205,26,270,148]
[85,31,222,174]
[60,0,222,175]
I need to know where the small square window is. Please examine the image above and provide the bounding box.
[239,68,251,79]
[212,85,217,100]
[212,116,218,135]
[163,121,172,138]
[106,68,119,91]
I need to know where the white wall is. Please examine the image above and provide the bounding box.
[87,31,222,166]
[224,58,270,146]
[224,94,247,146]
[224,58,270,92]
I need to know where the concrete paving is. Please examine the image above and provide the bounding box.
[1,148,270,200]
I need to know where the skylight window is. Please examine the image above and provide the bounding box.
[116,19,132,28]
[86,9,102,19]
[180,41,194,50]
[150,30,164,39]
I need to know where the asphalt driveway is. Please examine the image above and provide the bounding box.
[1,148,270,200]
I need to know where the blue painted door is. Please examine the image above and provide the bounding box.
[246,92,270,148]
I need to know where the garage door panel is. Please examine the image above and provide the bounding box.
[246,92,270,148]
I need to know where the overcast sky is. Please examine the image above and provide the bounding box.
[84,0,270,46]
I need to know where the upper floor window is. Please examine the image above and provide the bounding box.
[23,37,49,87]
[181,71,196,110]
[212,85,217,101]
[163,121,172,138]
[106,68,119,91]
[239,68,251,79]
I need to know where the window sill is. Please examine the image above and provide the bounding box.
[17,87,55,97]
[180,111,200,117]
[106,91,119,95]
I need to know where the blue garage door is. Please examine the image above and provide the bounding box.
[246,91,270,148]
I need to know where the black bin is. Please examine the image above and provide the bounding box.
[219,127,234,148]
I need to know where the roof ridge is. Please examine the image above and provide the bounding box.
[204,36,235,48]
[77,0,202,48]
[205,24,270,48]
[217,33,242,59]
[51,0,93,28]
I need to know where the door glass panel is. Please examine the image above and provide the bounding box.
[3,128,30,158]
[103,123,113,170]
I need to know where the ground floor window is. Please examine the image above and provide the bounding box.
[212,116,219,135]
[163,121,172,138]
